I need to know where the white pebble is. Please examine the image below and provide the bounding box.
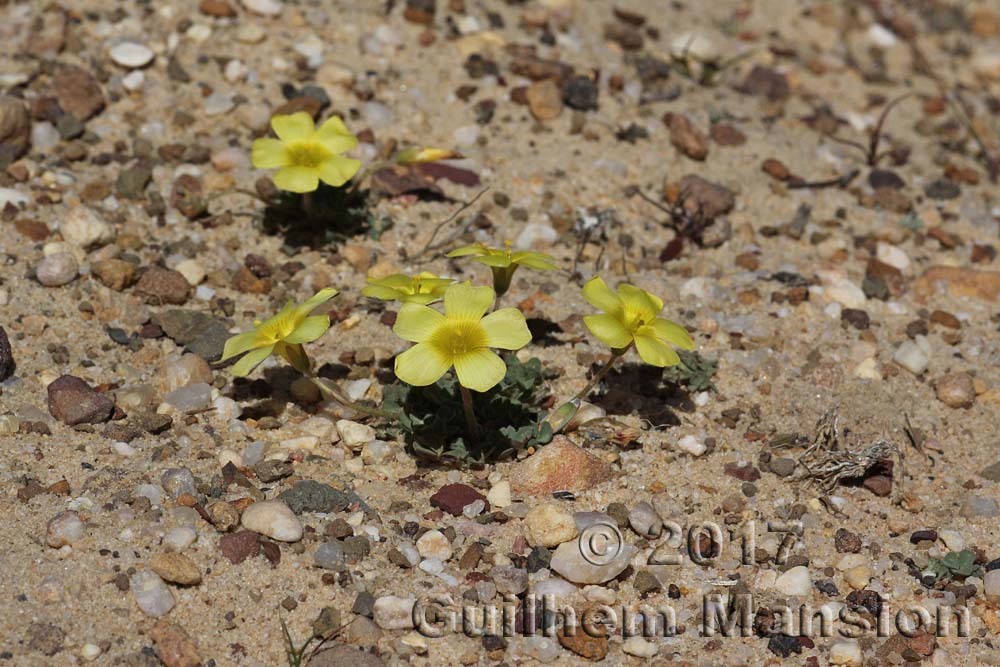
[774,565,812,596]
[373,596,416,629]
[893,340,929,375]
[130,570,175,617]
[240,500,303,542]
[163,526,197,551]
[675,434,706,457]
[110,42,155,69]
[122,70,145,91]
[416,529,452,561]
[242,0,282,16]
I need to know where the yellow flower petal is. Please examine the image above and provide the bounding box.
[295,288,339,319]
[444,283,494,320]
[362,285,403,301]
[473,253,513,268]
[394,342,452,386]
[283,315,330,344]
[454,348,507,392]
[229,344,275,377]
[512,251,558,270]
[582,276,623,315]
[271,112,315,142]
[480,308,531,350]
[634,333,680,367]
[220,330,265,362]
[394,303,446,343]
[251,138,290,169]
[648,318,695,350]
[583,313,634,349]
[276,341,310,374]
[618,284,663,318]
[318,155,361,187]
[446,244,486,258]
[274,165,320,193]
[314,116,358,153]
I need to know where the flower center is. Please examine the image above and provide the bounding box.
[258,312,298,343]
[622,304,651,333]
[286,141,331,169]
[429,320,488,358]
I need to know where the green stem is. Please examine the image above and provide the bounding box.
[309,375,398,420]
[301,192,315,219]
[460,385,480,437]
[573,348,627,401]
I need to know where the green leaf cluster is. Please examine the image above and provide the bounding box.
[381,356,554,465]
[662,349,718,393]
[926,550,983,582]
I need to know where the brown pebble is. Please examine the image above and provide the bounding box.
[150,552,202,586]
[761,158,790,181]
[928,309,960,329]
[668,113,709,161]
[198,0,236,17]
[935,372,976,408]
[526,80,564,121]
[150,620,202,667]
[710,122,747,146]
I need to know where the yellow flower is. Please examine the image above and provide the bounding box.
[582,276,694,367]
[251,112,361,193]
[362,272,454,305]
[447,241,557,296]
[395,147,462,164]
[220,288,338,376]
[393,283,531,392]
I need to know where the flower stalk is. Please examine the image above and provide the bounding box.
[459,385,480,437]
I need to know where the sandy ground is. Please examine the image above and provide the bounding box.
[1,0,1000,665]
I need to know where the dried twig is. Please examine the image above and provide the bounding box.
[786,169,860,190]
[409,187,489,262]
[823,93,912,167]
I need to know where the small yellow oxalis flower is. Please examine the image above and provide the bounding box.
[251,112,361,193]
[447,241,557,295]
[220,288,338,376]
[393,283,531,392]
[582,276,694,367]
[362,272,454,305]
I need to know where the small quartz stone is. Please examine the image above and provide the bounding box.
[110,42,155,69]
[240,500,303,542]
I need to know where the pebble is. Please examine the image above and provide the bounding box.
[548,539,637,584]
[314,542,346,570]
[174,259,206,287]
[938,530,964,551]
[92,259,137,291]
[876,242,910,272]
[150,620,202,667]
[429,483,489,516]
[486,481,511,508]
[527,80,563,120]
[62,205,113,248]
[830,639,863,666]
[110,42,154,68]
[131,571,175,617]
[844,565,872,590]
[669,113,709,160]
[241,500,303,542]
[362,101,394,129]
[204,92,234,116]
[935,372,975,408]
[520,636,561,662]
[135,267,191,305]
[164,354,213,393]
[510,437,613,496]
[47,375,114,425]
[242,0,282,15]
[163,383,213,412]
[453,125,480,146]
[373,596,415,630]
[959,495,999,518]
[46,511,85,547]
[161,469,197,498]
[984,569,1000,603]
[628,501,662,538]
[36,252,78,286]
[514,223,557,250]
[525,504,578,547]
[774,566,812,596]
[675,434,707,456]
[163,527,197,551]
[415,529,452,561]
[279,480,350,514]
[893,341,929,375]
[0,187,29,210]
[150,552,202,586]
[31,122,59,151]
[122,70,145,91]
[622,636,658,658]
[81,644,101,661]
[336,419,374,450]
